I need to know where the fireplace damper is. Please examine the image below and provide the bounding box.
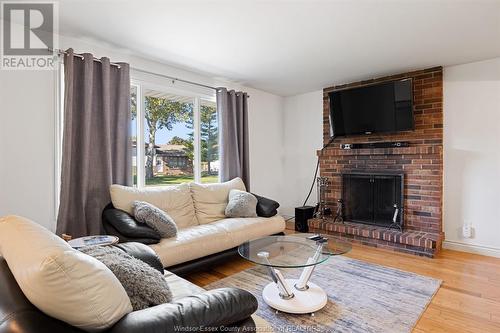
[341,172,404,230]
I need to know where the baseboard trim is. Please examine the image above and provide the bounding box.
[443,240,500,258]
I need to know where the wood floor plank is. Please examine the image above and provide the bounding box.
[182,242,500,332]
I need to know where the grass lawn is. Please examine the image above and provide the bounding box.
[145,174,219,186]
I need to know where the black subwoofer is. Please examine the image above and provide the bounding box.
[295,206,315,233]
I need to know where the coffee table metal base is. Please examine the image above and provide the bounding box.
[262,279,327,314]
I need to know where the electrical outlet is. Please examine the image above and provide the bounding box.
[462,223,473,238]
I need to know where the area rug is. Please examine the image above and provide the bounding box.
[206,256,441,333]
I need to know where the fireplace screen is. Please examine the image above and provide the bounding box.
[342,172,404,230]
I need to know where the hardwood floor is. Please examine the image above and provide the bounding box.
[184,242,500,332]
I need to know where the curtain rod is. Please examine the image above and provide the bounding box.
[49,47,123,68]
[130,67,219,91]
[50,48,249,97]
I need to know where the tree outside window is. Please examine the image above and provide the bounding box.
[131,85,219,186]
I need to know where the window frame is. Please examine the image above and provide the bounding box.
[131,78,218,187]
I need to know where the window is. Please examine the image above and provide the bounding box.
[131,81,219,187]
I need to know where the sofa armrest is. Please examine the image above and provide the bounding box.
[109,288,258,333]
[252,193,280,217]
[0,258,85,333]
[114,242,164,274]
[104,222,160,245]
[102,206,161,241]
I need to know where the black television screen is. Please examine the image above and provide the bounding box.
[329,79,414,137]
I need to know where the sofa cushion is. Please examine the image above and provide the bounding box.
[110,183,197,229]
[150,224,233,267]
[80,245,172,311]
[0,215,132,332]
[225,190,258,218]
[133,201,178,238]
[190,178,246,224]
[164,270,205,301]
[150,215,286,268]
[212,216,286,245]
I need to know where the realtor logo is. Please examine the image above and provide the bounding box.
[1,1,58,70]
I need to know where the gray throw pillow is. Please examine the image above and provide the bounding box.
[225,189,258,218]
[133,201,177,238]
[80,245,172,311]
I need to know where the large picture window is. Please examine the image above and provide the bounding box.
[131,81,219,187]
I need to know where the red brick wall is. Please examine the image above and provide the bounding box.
[321,67,443,234]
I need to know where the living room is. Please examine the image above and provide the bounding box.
[1,1,499,332]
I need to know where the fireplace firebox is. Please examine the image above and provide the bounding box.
[341,172,404,230]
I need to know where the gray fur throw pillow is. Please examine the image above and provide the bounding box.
[80,245,172,311]
[133,201,177,238]
[225,189,258,218]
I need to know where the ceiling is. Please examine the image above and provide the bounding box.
[58,0,500,96]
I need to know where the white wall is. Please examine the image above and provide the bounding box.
[443,57,500,257]
[245,87,285,201]
[280,91,324,216]
[0,34,284,231]
[0,70,56,230]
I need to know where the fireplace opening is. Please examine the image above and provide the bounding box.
[341,172,404,230]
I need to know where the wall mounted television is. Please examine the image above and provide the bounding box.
[328,78,414,137]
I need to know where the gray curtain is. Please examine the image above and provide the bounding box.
[56,48,131,237]
[217,88,250,189]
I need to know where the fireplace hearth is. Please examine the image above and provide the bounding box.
[342,172,404,230]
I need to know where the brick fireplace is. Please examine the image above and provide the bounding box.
[308,66,444,257]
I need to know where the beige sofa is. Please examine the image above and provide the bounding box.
[109,178,285,268]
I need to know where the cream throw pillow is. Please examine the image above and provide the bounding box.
[0,215,132,332]
[190,177,246,224]
[110,183,198,229]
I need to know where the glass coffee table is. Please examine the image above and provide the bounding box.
[238,234,351,314]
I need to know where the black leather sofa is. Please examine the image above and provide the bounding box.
[0,242,258,333]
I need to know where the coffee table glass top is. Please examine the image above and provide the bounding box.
[238,234,351,268]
